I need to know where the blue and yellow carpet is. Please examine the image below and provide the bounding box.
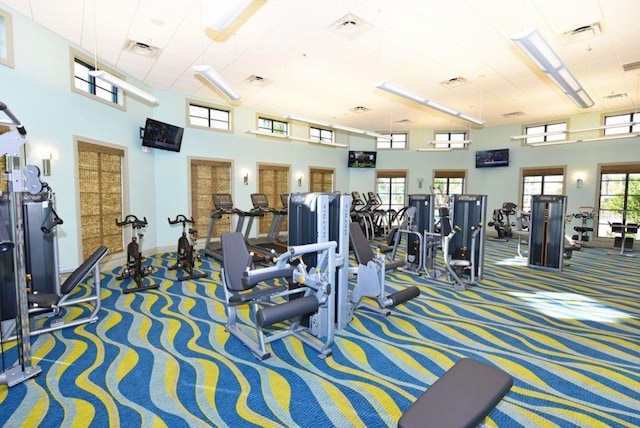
[1,239,639,427]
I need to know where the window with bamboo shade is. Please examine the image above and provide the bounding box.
[190,158,232,239]
[258,164,289,235]
[309,167,334,193]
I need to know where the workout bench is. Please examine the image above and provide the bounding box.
[399,358,513,428]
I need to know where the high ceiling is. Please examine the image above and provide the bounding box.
[4,0,640,131]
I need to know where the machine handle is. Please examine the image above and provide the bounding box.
[168,214,194,225]
[0,102,27,136]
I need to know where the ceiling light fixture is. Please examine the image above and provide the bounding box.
[285,114,391,140]
[193,65,240,100]
[88,70,158,105]
[205,0,254,31]
[524,133,639,147]
[244,129,347,148]
[510,28,594,109]
[374,81,484,126]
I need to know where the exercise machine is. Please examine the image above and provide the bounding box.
[246,193,288,253]
[570,207,596,246]
[528,195,567,271]
[167,215,207,281]
[350,191,375,240]
[390,194,441,278]
[349,222,420,319]
[440,194,487,290]
[115,215,158,293]
[487,202,517,241]
[607,222,638,257]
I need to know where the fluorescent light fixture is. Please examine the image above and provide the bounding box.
[285,114,391,139]
[193,65,240,101]
[417,147,452,152]
[245,129,289,139]
[88,70,158,105]
[289,135,348,148]
[512,122,639,140]
[511,130,567,140]
[374,81,485,126]
[245,129,347,148]
[429,139,471,145]
[205,0,253,31]
[510,28,594,109]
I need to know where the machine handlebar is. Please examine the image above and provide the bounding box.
[116,214,148,229]
[0,102,27,136]
[168,214,194,225]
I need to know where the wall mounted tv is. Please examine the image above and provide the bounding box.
[475,148,509,168]
[348,151,377,168]
[141,118,184,152]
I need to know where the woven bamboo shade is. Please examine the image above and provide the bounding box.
[258,164,289,234]
[309,168,334,193]
[0,126,8,193]
[190,159,232,238]
[78,142,124,259]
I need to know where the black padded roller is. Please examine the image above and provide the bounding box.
[388,286,420,307]
[256,295,319,328]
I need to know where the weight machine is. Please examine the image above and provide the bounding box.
[115,215,158,293]
[528,195,567,271]
[167,215,207,281]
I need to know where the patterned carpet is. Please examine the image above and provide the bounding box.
[1,238,639,427]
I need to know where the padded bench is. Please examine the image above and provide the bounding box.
[398,358,513,428]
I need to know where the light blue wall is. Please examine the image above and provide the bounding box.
[2,3,639,268]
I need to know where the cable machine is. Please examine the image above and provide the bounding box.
[528,195,567,271]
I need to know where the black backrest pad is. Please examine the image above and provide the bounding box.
[60,245,109,295]
[221,232,253,291]
[349,222,375,265]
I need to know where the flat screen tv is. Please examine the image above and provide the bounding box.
[348,150,377,168]
[141,118,184,152]
[475,148,509,168]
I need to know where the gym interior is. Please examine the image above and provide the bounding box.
[1,1,639,427]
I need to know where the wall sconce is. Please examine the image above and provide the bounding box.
[576,177,583,188]
[417,177,424,189]
[42,156,51,176]
[297,174,303,187]
[243,172,249,185]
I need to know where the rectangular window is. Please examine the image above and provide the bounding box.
[604,112,640,136]
[309,167,334,193]
[597,163,640,238]
[310,127,333,143]
[376,170,406,212]
[188,102,231,131]
[77,141,124,259]
[524,122,567,145]
[190,159,232,239]
[0,7,15,68]
[521,167,565,212]
[258,117,288,136]
[433,132,468,149]
[72,54,123,107]
[377,133,407,149]
[433,170,466,195]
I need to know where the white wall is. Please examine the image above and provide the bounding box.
[2,3,639,269]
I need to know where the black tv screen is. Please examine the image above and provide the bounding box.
[141,118,184,152]
[476,149,509,168]
[348,151,377,168]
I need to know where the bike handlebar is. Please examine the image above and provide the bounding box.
[116,214,148,228]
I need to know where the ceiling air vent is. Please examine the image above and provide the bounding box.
[327,13,372,40]
[623,61,640,72]
[352,106,370,113]
[125,40,161,59]
[395,119,412,124]
[502,111,525,118]
[603,93,628,100]
[561,22,602,45]
[244,75,272,86]
[441,77,469,89]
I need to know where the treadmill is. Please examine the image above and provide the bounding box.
[245,193,288,254]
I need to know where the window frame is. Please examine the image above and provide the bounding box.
[433,169,466,195]
[257,115,289,137]
[0,7,15,68]
[309,167,335,193]
[375,170,407,212]
[377,132,408,150]
[187,100,233,133]
[70,48,125,110]
[596,162,640,239]
[309,126,334,143]
[432,131,469,150]
[523,121,568,145]
[519,166,566,212]
[603,112,640,136]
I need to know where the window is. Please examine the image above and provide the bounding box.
[604,112,640,136]
[377,133,407,149]
[188,102,231,131]
[524,122,567,145]
[258,117,288,136]
[190,159,232,239]
[520,167,565,212]
[433,132,468,149]
[0,7,14,68]
[258,164,290,234]
[72,52,123,107]
[77,141,124,259]
[433,170,466,195]
[376,170,407,212]
[309,168,334,193]
[310,127,333,143]
[597,163,640,238]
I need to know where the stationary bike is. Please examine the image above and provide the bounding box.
[115,215,158,294]
[168,215,207,281]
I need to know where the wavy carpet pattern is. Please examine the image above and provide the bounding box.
[1,240,639,427]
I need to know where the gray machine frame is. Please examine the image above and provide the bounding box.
[528,195,567,271]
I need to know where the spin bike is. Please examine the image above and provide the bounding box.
[168,215,207,281]
[115,215,158,294]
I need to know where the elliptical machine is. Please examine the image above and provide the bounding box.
[115,215,157,294]
[167,215,207,281]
